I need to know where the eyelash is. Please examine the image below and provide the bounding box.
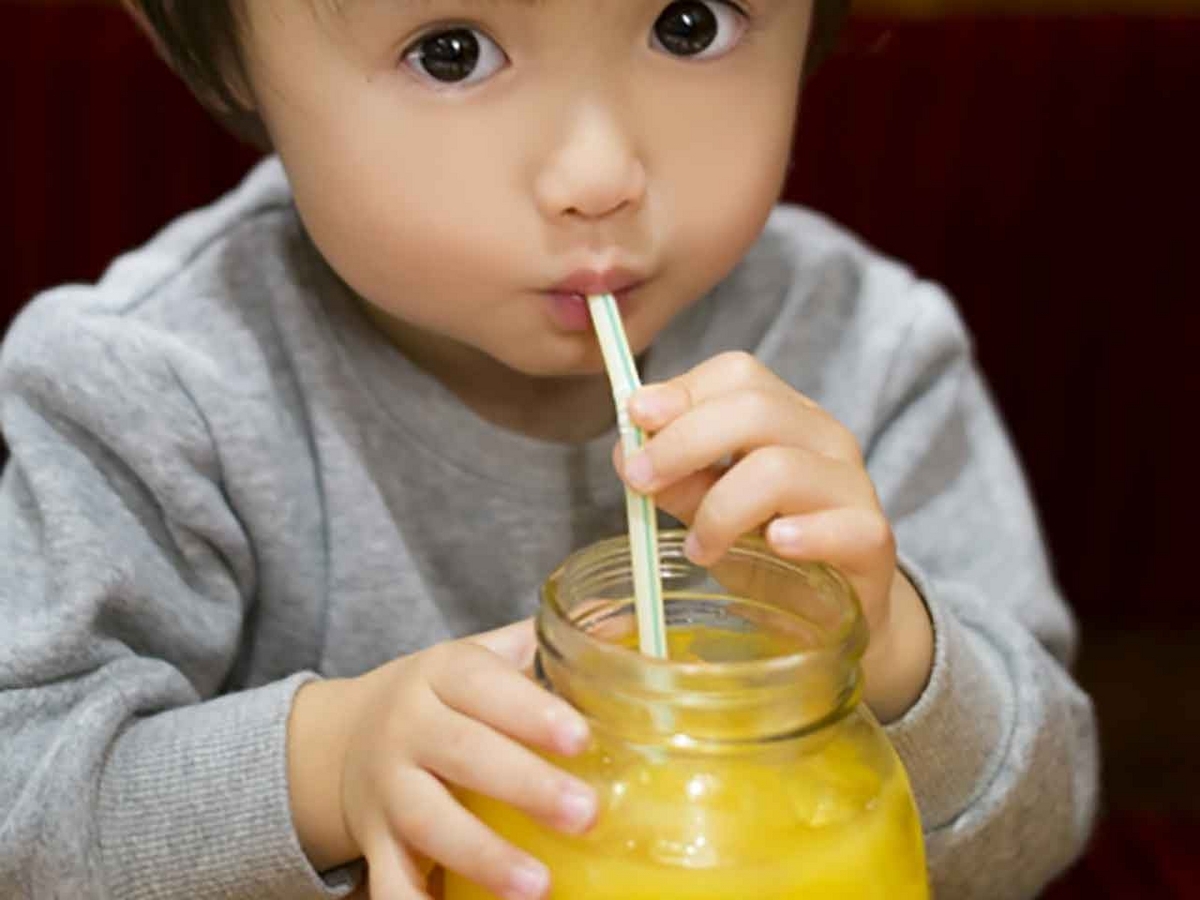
[398,1,759,90]
[398,20,504,91]
[651,0,750,61]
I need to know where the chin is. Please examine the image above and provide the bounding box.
[497,343,609,380]
[521,356,610,380]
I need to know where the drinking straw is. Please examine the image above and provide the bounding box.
[587,294,668,659]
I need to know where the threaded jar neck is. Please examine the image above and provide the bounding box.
[537,531,868,749]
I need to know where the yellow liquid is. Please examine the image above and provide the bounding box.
[446,628,928,899]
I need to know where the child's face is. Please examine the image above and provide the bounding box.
[240,1,811,378]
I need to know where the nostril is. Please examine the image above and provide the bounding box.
[564,199,630,221]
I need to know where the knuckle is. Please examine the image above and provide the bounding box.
[419,641,455,679]
[672,424,705,472]
[753,445,797,485]
[829,424,864,462]
[526,766,569,815]
[695,491,737,542]
[395,801,440,852]
[662,433,696,477]
[378,675,433,741]
[436,722,478,777]
[426,642,497,700]
[463,832,524,890]
[669,380,695,412]
[485,834,522,870]
[859,509,895,555]
[743,388,777,432]
[451,655,494,697]
[477,743,561,813]
[717,350,762,385]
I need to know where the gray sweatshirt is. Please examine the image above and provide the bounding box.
[0,158,1097,899]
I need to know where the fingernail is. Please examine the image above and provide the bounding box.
[684,531,706,563]
[559,783,597,833]
[624,452,655,491]
[552,710,590,754]
[506,860,549,900]
[769,519,803,550]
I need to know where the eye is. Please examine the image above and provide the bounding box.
[402,27,507,87]
[651,0,746,60]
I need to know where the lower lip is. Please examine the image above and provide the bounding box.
[545,288,637,332]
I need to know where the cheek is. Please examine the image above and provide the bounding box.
[661,84,797,283]
[280,110,529,316]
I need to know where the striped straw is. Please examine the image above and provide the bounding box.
[587,294,668,659]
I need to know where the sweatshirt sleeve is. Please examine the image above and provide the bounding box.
[0,292,355,899]
[868,279,1099,898]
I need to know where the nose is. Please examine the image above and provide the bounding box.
[534,102,647,222]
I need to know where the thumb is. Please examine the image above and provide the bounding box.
[465,618,537,671]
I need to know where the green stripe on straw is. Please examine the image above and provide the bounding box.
[587,293,668,659]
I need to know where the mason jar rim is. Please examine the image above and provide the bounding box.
[537,530,868,716]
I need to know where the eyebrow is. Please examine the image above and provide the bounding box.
[328,0,548,11]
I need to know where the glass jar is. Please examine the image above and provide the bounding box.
[445,531,928,899]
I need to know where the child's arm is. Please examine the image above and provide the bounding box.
[0,292,595,900]
[865,281,1099,896]
[618,280,1097,897]
[0,297,336,899]
[286,620,594,899]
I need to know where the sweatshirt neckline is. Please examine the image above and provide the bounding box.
[293,219,776,508]
[319,278,664,506]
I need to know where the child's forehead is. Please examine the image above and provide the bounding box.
[304,0,551,31]
[313,0,777,21]
[325,0,549,11]
[318,0,770,17]
[312,0,678,29]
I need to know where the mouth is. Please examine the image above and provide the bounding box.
[543,268,646,332]
[547,267,645,298]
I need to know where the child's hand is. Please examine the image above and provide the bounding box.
[288,620,595,900]
[617,352,934,723]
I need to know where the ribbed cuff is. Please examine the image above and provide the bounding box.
[885,558,1012,831]
[98,671,360,899]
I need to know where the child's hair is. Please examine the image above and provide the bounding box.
[127,0,852,148]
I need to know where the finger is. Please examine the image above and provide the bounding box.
[428,643,590,756]
[418,706,597,835]
[766,507,898,633]
[614,441,720,525]
[389,768,551,900]
[465,619,537,672]
[364,830,433,900]
[686,446,876,565]
[652,468,724,526]
[625,381,693,432]
[629,351,791,429]
[622,391,859,496]
[766,507,896,579]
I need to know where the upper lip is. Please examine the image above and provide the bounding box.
[546,268,645,297]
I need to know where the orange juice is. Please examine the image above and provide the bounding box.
[446,533,929,899]
[445,627,928,900]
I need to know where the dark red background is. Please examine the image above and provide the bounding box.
[3,4,1198,895]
